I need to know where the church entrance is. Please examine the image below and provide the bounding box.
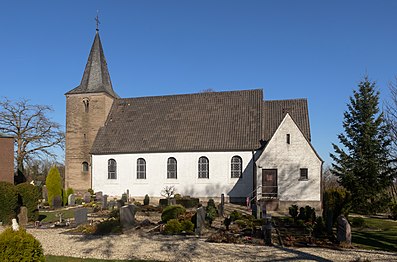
[262,169,277,198]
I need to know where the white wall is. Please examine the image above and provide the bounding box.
[256,114,322,202]
[92,151,254,199]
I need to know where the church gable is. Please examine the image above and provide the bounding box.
[91,89,263,154]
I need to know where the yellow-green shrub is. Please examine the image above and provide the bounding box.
[0,228,45,261]
[46,166,62,208]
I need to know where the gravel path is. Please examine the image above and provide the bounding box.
[2,227,396,261]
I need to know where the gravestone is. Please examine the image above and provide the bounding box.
[68,194,76,206]
[52,195,62,209]
[120,204,137,227]
[102,195,108,209]
[83,192,91,203]
[17,206,28,227]
[195,205,206,235]
[221,194,225,205]
[108,200,116,210]
[337,215,351,245]
[95,191,103,201]
[42,185,48,201]
[126,189,130,204]
[74,208,88,225]
[218,203,224,217]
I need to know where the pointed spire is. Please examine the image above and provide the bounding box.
[66,31,119,98]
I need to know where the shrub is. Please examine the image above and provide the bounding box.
[174,193,182,200]
[207,198,216,208]
[75,197,83,205]
[46,166,62,208]
[224,217,231,230]
[121,193,128,202]
[323,188,352,235]
[0,228,45,261]
[206,205,217,226]
[304,205,316,223]
[66,187,74,197]
[15,183,40,221]
[350,217,366,228]
[161,205,186,222]
[163,219,182,234]
[313,216,326,237]
[88,188,94,195]
[289,205,299,220]
[389,202,397,220]
[176,197,200,208]
[94,218,122,235]
[143,194,150,205]
[234,219,248,228]
[0,182,18,224]
[230,210,243,221]
[180,220,194,233]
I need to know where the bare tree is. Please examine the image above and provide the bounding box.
[0,98,65,178]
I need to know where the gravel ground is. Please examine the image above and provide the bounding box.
[1,226,396,261]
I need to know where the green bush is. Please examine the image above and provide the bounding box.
[0,182,18,224]
[180,220,194,233]
[313,216,326,237]
[323,188,352,235]
[207,198,216,208]
[143,194,150,205]
[350,217,366,228]
[94,218,122,235]
[234,219,248,228]
[164,219,183,234]
[390,202,397,220]
[289,205,299,220]
[46,166,62,208]
[174,193,182,200]
[161,205,186,222]
[229,210,243,222]
[206,205,217,226]
[15,183,40,221]
[0,228,45,261]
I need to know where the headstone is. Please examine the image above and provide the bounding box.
[83,192,91,203]
[126,189,130,204]
[108,200,116,210]
[221,194,225,205]
[42,185,48,201]
[12,219,19,231]
[68,194,76,206]
[263,218,272,245]
[218,203,224,217]
[95,191,103,201]
[169,198,176,205]
[102,195,108,209]
[17,206,28,227]
[195,206,206,235]
[337,215,351,245]
[74,208,88,225]
[116,199,125,209]
[120,204,137,227]
[52,195,62,209]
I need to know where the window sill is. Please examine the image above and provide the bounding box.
[298,178,309,181]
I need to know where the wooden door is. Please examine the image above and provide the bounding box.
[262,169,277,198]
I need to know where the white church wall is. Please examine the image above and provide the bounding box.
[92,151,254,200]
[256,114,322,206]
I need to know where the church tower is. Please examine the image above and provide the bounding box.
[65,30,118,192]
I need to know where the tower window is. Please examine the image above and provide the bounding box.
[198,157,209,178]
[231,156,242,178]
[108,159,117,179]
[82,162,89,172]
[83,98,90,113]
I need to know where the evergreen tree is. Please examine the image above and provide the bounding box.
[330,77,394,213]
[45,166,62,207]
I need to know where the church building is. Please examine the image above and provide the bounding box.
[65,30,323,210]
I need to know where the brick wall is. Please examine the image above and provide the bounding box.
[0,136,14,183]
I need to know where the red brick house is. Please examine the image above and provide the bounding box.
[0,135,14,183]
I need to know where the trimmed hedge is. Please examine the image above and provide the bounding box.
[15,183,40,221]
[0,228,45,261]
[46,166,62,208]
[161,205,186,222]
[176,198,199,208]
[0,182,18,225]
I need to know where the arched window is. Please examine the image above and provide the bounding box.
[198,157,209,178]
[167,157,177,179]
[137,158,146,179]
[108,159,117,179]
[83,98,89,113]
[82,161,89,172]
[231,156,242,178]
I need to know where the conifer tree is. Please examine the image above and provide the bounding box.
[330,77,394,213]
[45,166,62,207]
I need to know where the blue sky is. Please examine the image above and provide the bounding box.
[1,1,396,166]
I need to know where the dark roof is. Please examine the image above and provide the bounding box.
[262,99,311,142]
[91,89,263,154]
[65,32,118,98]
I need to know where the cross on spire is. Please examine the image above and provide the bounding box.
[95,11,100,31]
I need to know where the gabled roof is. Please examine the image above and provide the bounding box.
[262,99,311,142]
[91,89,263,154]
[65,32,118,98]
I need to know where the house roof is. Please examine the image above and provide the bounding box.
[91,89,264,154]
[262,99,311,142]
[65,32,119,98]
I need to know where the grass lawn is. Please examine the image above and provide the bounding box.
[46,256,159,262]
[39,209,78,223]
[351,216,397,252]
